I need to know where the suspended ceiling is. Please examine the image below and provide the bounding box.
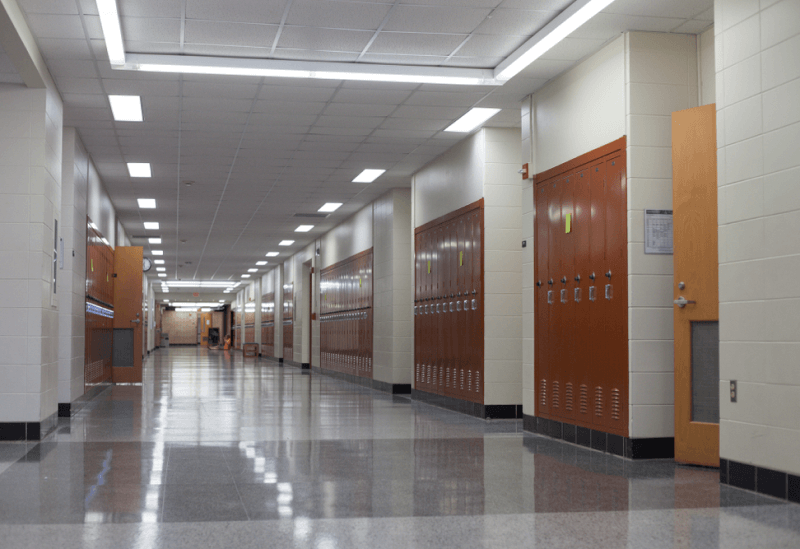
[14,0,713,297]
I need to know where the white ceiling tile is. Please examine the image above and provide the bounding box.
[62,93,106,109]
[25,14,86,39]
[331,88,411,105]
[605,0,714,19]
[570,13,688,40]
[359,52,449,66]
[119,0,183,18]
[314,115,386,129]
[671,19,714,34]
[391,105,466,120]
[473,8,555,36]
[186,0,286,25]
[47,58,98,78]
[37,38,92,59]
[454,33,526,57]
[183,81,260,99]
[81,16,104,40]
[278,27,374,52]
[379,117,451,131]
[55,78,104,96]
[184,20,279,48]
[18,0,78,14]
[254,100,327,115]
[286,1,392,30]
[405,90,490,107]
[181,44,273,58]
[121,17,181,43]
[323,103,396,117]
[272,49,361,63]
[126,41,183,54]
[383,5,492,34]
[539,37,608,61]
[368,32,466,56]
[444,56,504,68]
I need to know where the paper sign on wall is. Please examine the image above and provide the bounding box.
[645,209,673,254]
[459,251,463,266]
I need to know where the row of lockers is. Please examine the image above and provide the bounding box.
[414,204,484,403]
[320,251,374,378]
[86,219,114,306]
[261,292,275,357]
[320,251,373,315]
[534,144,628,436]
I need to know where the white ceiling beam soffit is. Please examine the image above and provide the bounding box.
[98,0,617,87]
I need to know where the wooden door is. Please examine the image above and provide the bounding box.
[672,104,719,467]
[112,246,143,383]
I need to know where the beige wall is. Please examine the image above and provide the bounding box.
[715,0,800,476]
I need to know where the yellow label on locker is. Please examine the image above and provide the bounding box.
[459,251,463,266]
[91,259,94,272]
[106,274,109,282]
[359,277,362,287]
[565,213,572,233]
[427,260,431,273]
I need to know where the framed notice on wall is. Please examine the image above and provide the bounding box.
[644,209,673,254]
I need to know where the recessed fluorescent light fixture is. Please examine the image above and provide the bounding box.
[109,95,142,121]
[318,202,342,213]
[127,163,151,178]
[494,0,617,81]
[266,252,279,257]
[158,273,167,277]
[154,259,165,264]
[295,225,314,232]
[241,274,251,278]
[137,198,156,208]
[353,169,385,183]
[117,53,498,86]
[152,250,163,256]
[96,0,125,65]
[144,222,159,230]
[445,108,501,133]
[156,267,165,272]
[279,240,294,246]
[248,268,258,272]
[256,261,267,266]
[219,300,224,303]
[148,238,161,244]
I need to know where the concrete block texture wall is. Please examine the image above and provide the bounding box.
[0,82,63,424]
[625,32,700,438]
[412,128,522,405]
[715,0,800,476]
[58,128,88,404]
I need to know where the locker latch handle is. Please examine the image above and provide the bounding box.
[561,276,567,284]
[589,286,596,301]
[574,288,581,302]
[605,271,612,279]
[536,280,542,287]
[590,272,596,280]
[605,284,613,300]
[547,291,554,304]
[548,279,553,285]
[560,289,567,304]
[574,275,580,282]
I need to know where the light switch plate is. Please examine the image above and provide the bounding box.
[730,380,737,402]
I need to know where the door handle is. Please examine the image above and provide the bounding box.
[673,296,696,308]
[130,319,141,324]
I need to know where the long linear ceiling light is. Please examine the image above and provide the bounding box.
[165,281,241,288]
[118,54,499,86]
[494,0,617,81]
[96,0,125,65]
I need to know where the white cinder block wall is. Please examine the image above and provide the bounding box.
[389,189,413,385]
[625,32,701,439]
[412,128,522,405]
[521,100,535,415]
[482,128,523,406]
[0,82,63,426]
[715,0,800,476]
[58,128,88,404]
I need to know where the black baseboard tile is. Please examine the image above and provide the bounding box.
[522,416,673,460]
[58,403,71,418]
[789,475,800,504]
[721,458,800,505]
[756,466,787,500]
[412,389,494,419]
[301,362,310,370]
[0,423,26,441]
[278,358,284,363]
[391,384,411,394]
[284,359,303,368]
[484,405,522,419]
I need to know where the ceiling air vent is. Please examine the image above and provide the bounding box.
[294,213,329,219]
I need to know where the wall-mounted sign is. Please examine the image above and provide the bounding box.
[645,209,673,254]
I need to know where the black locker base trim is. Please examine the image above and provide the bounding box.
[523,414,674,460]
[58,403,71,417]
[721,458,800,504]
[412,389,521,419]
[278,358,284,363]
[301,362,310,370]
[309,366,408,393]
[0,411,58,441]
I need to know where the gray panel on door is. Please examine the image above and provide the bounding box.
[691,321,719,424]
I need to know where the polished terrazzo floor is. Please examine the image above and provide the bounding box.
[1,348,798,548]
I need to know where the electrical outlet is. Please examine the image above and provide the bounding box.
[730,380,737,402]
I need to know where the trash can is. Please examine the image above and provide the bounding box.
[162,333,169,348]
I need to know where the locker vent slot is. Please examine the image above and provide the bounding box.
[432,366,437,386]
[552,381,560,409]
[460,369,464,390]
[594,386,604,417]
[539,379,547,407]
[446,367,450,388]
[611,388,621,421]
[468,370,472,392]
[475,372,480,393]
[427,366,431,385]
[579,385,589,414]
[565,383,573,412]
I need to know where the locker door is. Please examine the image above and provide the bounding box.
[471,209,483,403]
[462,213,473,401]
[558,174,577,421]
[603,154,628,434]
[535,183,551,418]
[415,233,421,389]
[573,166,593,427]
[434,226,442,393]
[588,161,608,429]
[547,178,564,419]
